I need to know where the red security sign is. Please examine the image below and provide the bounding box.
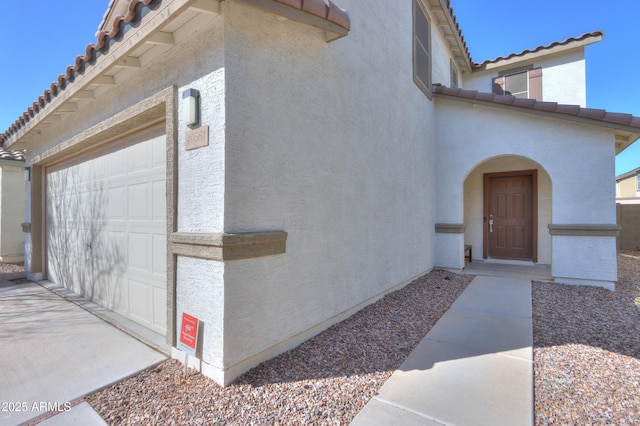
[179,312,199,356]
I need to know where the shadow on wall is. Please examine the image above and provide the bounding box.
[46,167,126,311]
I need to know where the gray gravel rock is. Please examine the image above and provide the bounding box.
[87,269,472,425]
[533,250,640,425]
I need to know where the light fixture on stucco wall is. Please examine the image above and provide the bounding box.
[182,88,200,128]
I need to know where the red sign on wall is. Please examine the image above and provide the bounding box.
[178,312,199,356]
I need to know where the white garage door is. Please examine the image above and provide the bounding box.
[46,126,167,334]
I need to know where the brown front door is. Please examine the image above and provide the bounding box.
[484,171,536,261]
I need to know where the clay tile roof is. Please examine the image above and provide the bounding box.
[432,85,640,133]
[1,0,350,146]
[603,112,633,126]
[0,149,26,161]
[1,0,157,146]
[532,101,558,113]
[474,31,604,68]
[474,92,495,102]
[577,108,606,121]
[512,98,537,108]
[555,104,580,116]
[443,0,473,68]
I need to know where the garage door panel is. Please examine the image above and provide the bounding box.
[128,143,152,172]
[108,187,126,218]
[153,234,166,275]
[154,287,167,330]
[47,129,167,334]
[128,232,150,271]
[108,150,127,176]
[128,278,152,326]
[128,183,150,219]
[153,180,166,219]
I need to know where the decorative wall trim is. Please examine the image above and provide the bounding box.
[548,224,621,236]
[169,231,287,261]
[435,223,465,234]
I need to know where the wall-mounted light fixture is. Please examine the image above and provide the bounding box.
[24,166,31,182]
[182,88,200,128]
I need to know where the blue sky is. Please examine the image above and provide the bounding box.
[1,1,638,175]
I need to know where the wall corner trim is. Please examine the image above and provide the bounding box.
[548,224,621,236]
[169,231,287,261]
[435,223,466,234]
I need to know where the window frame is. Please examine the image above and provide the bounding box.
[450,59,459,89]
[413,0,432,99]
[503,70,529,98]
[493,66,543,101]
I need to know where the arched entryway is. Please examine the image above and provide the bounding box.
[463,155,552,265]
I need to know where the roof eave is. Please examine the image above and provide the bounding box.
[238,0,350,42]
[428,0,473,73]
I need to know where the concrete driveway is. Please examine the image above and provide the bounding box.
[0,279,167,425]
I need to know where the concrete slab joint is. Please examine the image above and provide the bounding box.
[169,231,287,261]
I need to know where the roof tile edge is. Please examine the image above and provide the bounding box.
[1,0,159,145]
[473,31,604,69]
[1,0,351,146]
[432,84,640,133]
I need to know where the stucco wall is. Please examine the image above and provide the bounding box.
[464,50,587,106]
[617,175,639,197]
[176,256,225,372]
[0,161,26,262]
[14,0,446,381]
[220,0,437,370]
[430,9,458,89]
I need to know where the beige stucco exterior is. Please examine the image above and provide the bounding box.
[2,0,636,385]
[617,173,640,198]
[0,159,26,263]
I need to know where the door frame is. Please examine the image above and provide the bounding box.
[483,169,538,262]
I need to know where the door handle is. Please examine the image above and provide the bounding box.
[489,219,494,233]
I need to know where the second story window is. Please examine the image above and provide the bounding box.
[413,0,432,98]
[450,60,459,88]
[492,68,542,101]
[636,174,640,192]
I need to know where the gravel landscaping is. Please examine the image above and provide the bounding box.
[533,250,640,425]
[3,253,639,424]
[86,269,472,425]
[0,261,25,275]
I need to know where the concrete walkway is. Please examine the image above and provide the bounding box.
[0,280,167,425]
[351,274,534,426]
